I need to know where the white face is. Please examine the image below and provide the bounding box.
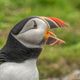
[12,18,49,48]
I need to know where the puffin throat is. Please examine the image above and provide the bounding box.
[0,34,42,63]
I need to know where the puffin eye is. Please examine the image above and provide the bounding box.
[33,20,37,29]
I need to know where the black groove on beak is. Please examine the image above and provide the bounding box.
[45,19,59,28]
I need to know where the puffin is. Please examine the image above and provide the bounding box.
[0,16,66,80]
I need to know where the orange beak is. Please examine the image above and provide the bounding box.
[44,30,65,45]
[42,17,67,46]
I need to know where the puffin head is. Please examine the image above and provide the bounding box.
[11,16,66,48]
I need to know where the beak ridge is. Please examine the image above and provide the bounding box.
[44,17,67,28]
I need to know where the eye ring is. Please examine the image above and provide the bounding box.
[33,20,37,29]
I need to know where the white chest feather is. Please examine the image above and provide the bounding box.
[0,59,39,80]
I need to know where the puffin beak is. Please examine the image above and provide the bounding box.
[43,17,67,45]
[45,30,65,45]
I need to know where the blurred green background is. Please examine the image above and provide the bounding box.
[0,0,80,79]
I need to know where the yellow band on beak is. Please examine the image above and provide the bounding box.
[44,28,56,40]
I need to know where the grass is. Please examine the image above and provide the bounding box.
[0,0,80,79]
[38,43,80,79]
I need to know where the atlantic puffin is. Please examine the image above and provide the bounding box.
[0,16,66,80]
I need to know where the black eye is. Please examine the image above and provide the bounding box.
[33,20,37,28]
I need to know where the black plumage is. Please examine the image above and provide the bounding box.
[0,32,42,64]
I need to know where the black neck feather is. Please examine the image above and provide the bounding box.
[0,34,42,63]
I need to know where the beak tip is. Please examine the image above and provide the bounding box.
[58,39,65,44]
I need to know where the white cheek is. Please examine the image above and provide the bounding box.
[16,29,44,44]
